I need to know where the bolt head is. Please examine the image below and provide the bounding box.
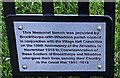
[22,65,27,69]
[97,26,102,31]
[18,26,23,30]
[97,65,102,69]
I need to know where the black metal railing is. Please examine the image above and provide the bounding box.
[2,0,115,78]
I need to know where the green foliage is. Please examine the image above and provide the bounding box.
[114,1,120,78]
[54,2,78,14]
[16,2,42,14]
[90,2,104,15]
[0,2,2,78]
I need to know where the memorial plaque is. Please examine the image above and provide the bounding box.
[14,22,106,72]
[7,16,112,76]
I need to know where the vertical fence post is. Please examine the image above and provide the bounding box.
[2,1,22,78]
[2,0,15,17]
[104,1,115,78]
[78,1,90,78]
[42,0,54,16]
[42,0,55,78]
[2,0,115,78]
[78,1,89,15]
[2,1,24,78]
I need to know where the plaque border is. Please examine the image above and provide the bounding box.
[6,15,113,76]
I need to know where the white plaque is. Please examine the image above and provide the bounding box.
[14,22,106,72]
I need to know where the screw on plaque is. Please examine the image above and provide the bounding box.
[97,65,102,69]
[97,26,102,31]
[22,65,27,69]
[18,26,23,30]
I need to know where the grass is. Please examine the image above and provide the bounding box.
[0,1,2,78]
[114,2,120,78]
[1,1,120,78]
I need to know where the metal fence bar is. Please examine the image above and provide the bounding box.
[104,2,115,19]
[42,1,56,77]
[42,2,55,77]
[42,0,54,16]
[3,1,15,17]
[2,1,25,78]
[78,1,90,78]
[2,1,115,78]
[104,1,115,78]
[78,1,89,15]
